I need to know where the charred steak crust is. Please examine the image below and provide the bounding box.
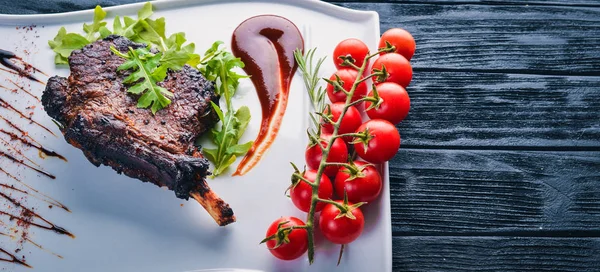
[43,36,234,225]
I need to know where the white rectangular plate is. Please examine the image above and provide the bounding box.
[0,1,390,271]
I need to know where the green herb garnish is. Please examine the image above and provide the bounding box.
[49,6,108,64]
[199,42,252,177]
[294,48,326,113]
[110,47,172,114]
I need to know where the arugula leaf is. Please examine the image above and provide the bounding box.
[111,46,173,114]
[198,42,251,177]
[83,6,108,42]
[204,105,253,177]
[137,2,154,19]
[162,33,200,70]
[48,5,107,64]
[200,43,247,109]
[48,27,90,64]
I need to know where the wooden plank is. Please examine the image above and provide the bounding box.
[389,149,600,234]
[392,236,600,272]
[398,72,600,148]
[335,2,600,75]
[331,0,600,6]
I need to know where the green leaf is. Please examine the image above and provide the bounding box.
[161,48,191,70]
[210,101,225,122]
[137,2,154,19]
[115,47,172,114]
[227,141,253,156]
[48,27,90,64]
[202,41,224,60]
[120,16,140,39]
[210,128,222,145]
[165,32,187,48]
[99,26,112,38]
[199,42,251,177]
[83,5,107,41]
[113,15,123,34]
[234,106,251,139]
[203,148,218,165]
[214,155,237,176]
[182,42,195,54]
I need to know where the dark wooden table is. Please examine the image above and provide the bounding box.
[2,0,599,271]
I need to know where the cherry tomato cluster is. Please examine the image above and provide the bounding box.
[264,28,415,262]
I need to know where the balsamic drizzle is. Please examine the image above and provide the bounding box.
[0,113,43,145]
[0,136,41,167]
[0,48,45,84]
[0,128,67,161]
[0,150,56,179]
[0,192,73,238]
[0,47,70,268]
[0,96,56,136]
[0,247,31,268]
[0,166,69,212]
[3,78,40,101]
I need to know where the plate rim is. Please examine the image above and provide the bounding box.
[0,0,390,271]
[0,0,379,24]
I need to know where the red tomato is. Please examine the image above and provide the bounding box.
[326,68,367,104]
[365,82,410,124]
[379,28,416,60]
[319,201,365,244]
[305,137,349,178]
[353,119,400,164]
[333,38,370,69]
[334,161,382,203]
[264,217,308,260]
[290,169,333,212]
[322,103,363,141]
[371,53,412,87]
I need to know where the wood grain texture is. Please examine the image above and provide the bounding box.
[330,0,600,7]
[392,236,600,271]
[335,2,600,75]
[399,72,600,148]
[389,149,600,234]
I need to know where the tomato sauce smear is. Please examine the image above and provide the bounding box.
[231,15,304,176]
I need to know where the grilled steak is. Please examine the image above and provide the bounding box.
[42,35,235,226]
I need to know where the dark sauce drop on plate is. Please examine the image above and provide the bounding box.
[231,15,304,175]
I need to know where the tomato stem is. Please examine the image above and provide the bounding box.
[301,47,382,264]
[343,61,361,71]
[337,244,345,266]
[316,197,347,212]
[322,162,353,168]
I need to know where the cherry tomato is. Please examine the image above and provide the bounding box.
[334,161,382,203]
[322,102,363,142]
[353,119,400,164]
[305,137,348,178]
[290,169,333,212]
[365,82,410,125]
[319,201,365,244]
[333,38,370,69]
[326,68,367,104]
[379,28,416,60]
[264,217,308,260]
[371,53,412,87]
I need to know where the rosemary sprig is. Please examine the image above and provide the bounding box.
[294,48,327,113]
